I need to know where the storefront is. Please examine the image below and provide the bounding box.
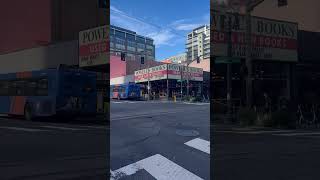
[212,11,298,107]
[134,64,203,100]
[79,25,109,113]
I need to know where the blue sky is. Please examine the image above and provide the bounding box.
[110,0,210,60]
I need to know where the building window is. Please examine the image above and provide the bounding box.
[115,30,125,39]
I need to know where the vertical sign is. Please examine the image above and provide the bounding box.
[79,25,109,67]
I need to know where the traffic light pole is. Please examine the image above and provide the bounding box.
[186,55,202,101]
[180,66,183,101]
[245,10,253,107]
[227,14,233,121]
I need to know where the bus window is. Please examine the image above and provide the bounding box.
[0,80,9,96]
[25,80,37,96]
[37,78,48,96]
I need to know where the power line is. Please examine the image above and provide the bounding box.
[110,7,187,38]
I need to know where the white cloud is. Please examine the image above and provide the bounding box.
[147,30,176,47]
[111,6,177,47]
[171,15,210,31]
[110,6,208,48]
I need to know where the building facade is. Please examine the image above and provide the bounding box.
[0,0,107,55]
[110,25,155,62]
[186,25,210,61]
[164,53,187,64]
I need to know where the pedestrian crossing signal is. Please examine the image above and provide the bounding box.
[121,52,126,61]
[141,56,145,64]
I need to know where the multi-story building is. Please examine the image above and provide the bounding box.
[186,25,210,61]
[164,53,187,64]
[109,25,155,62]
[0,0,108,73]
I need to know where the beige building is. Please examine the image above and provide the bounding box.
[165,53,187,64]
[252,0,320,32]
[186,25,210,61]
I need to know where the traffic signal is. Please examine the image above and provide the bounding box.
[196,56,200,63]
[278,0,287,7]
[141,56,145,64]
[120,52,126,61]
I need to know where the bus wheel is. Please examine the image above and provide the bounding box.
[24,104,34,121]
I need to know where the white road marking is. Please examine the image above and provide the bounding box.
[274,132,320,136]
[182,102,209,106]
[40,125,86,131]
[216,130,295,134]
[185,138,210,154]
[0,127,50,132]
[110,154,203,180]
[76,125,107,129]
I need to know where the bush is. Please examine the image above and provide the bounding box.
[271,110,296,129]
[260,112,274,127]
[239,107,256,126]
[213,103,227,114]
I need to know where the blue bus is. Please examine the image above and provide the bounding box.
[0,67,97,120]
[110,83,141,100]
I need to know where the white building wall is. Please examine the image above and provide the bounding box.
[0,41,78,74]
[110,75,134,85]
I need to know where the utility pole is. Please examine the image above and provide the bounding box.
[167,64,169,101]
[147,62,150,101]
[180,65,183,101]
[245,9,252,107]
[227,13,233,121]
[186,55,203,101]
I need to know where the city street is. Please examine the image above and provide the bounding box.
[110,100,210,180]
[214,124,320,180]
[0,115,108,179]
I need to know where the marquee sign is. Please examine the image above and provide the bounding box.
[79,25,109,67]
[212,11,298,61]
[134,64,203,83]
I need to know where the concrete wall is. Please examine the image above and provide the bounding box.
[110,75,134,85]
[187,58,210,72]
[55,0,107,41]
[110,55,126,78]
[252,0,320,32]
[0,0,107,54]
[0,41,78,74]
[0,0,52,54]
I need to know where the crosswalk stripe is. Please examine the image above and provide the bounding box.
[185,138,210,154]
[40,125,86,131]
[110,154,203,180]
[0,127,50,132]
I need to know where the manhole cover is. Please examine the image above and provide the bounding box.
[176,129,199,137]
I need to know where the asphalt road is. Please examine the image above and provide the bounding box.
[110,100,210,180]
[213,124,320,180]
[0,115,108,180]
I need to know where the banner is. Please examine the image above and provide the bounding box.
[134,64,168,83]
[212,11,298,61]
[79,25,109,67]
[134,64,203,83]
